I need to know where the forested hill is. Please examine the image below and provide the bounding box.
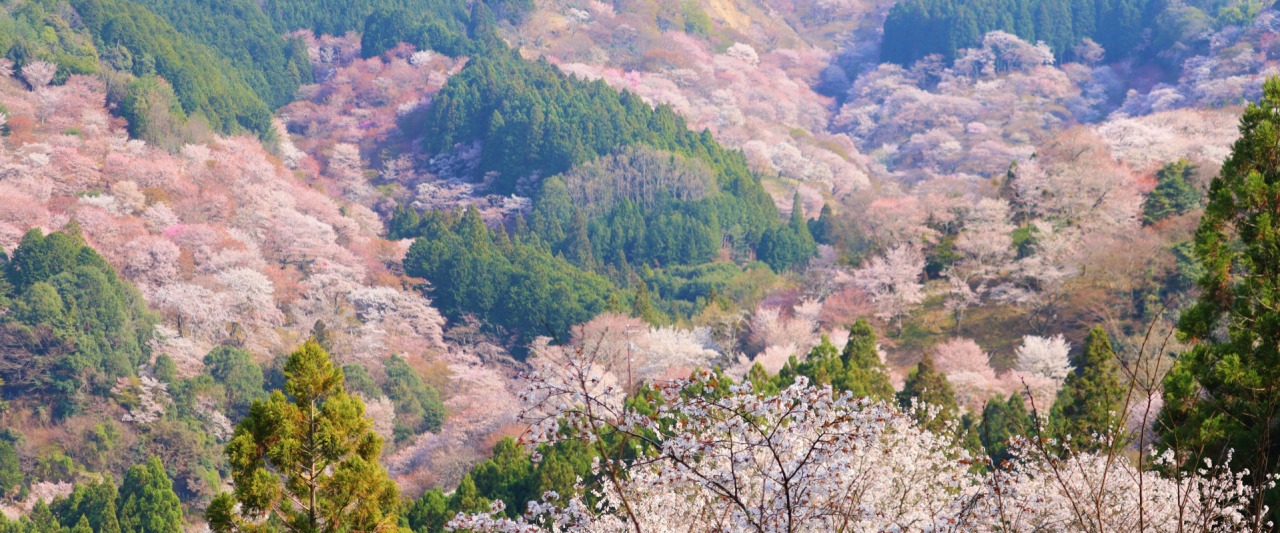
[398,45,816,347]
[881,0,1265,64]
[0,0,529,141]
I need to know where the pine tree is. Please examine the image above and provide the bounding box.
[117,457,183,533]
[0,439,19,498]
[563,209,597,269]
[1050,326,1126,453]
[631,279,662,325]
[52,477,121,533]
[310,319,332,352]
[207,340,400,532]
[449,474,490,515]
[406,489,450,532]
[838,319,896,401]
[1142,159,1201,225]
[777,321,895,402]
[1161,76,1280,517]
[979,393,1032,467]
[897,353,959,432]
[809,203,835,244]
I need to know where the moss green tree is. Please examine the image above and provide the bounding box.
[776,319,894,401]
[51,477,121,533]
[206,340,400,532]
[118,457,183,533]
[203,345,265,418]
[1050,327,1126,453]
[896,353,959,432]
[0,439,19,498]
[1142,158,1201,225]
[978,393,1032,467]
[1160,76,1280,518]
[383,354,445,440]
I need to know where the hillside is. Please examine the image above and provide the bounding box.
[3,0,1280,530]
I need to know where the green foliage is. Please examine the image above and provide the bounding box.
[359,4,471,58]
[0,0,100,80]
[114,71,196,151]
[897,353,960,432]
[117,457,183,533]
[152,354,176,385]
[33,449,76,483]
[1051,327,1126,453]
[978,393,1033,466]
[70,0,275,137]
[405,488,449,532]
[382,355,446,440]
[1160,77,1280,514]
[0,439,21,498]
[401,44,796,342]
[679,1,713,36]
[209,341,400,532]
[127,0,313,108]
[406,437,595,528]
[881,0,1158,65]
[310,320,333,352]
[342,364,381,399]
[775,320,896,401]
[0,229,155,419]
[202,346,265,419]
[1143,159,1202,225]
[413,45,775,232]
[51,477,122,533]
[403,207,615,346]
[758,192,818,272]
[257,0,474,38]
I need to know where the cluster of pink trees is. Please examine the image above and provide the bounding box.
[0,63,454,400]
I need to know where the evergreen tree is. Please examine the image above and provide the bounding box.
[837,319,895,400]
[207,341,400,532]
[1050,326,1126,453]
[117,457,183,533]
[978,393,1032,467]
[0,439,19,498]
[52,477,121,533]
[563,209,597,270]
[897,353,959,432]
[310,319,332,352]
[631,280,663,325]
[776,320,894,401]
[203,345,265,418]
[448,474,490,515]
[152,354,177,385]
[406,488,449,532]
[1161,77,1280,517]
[470,438,534,518]
[809,203,835,245]
[383,354,446,439]
[1143,159,1202,225]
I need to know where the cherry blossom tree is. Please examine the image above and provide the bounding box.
[123,236,181,286]
[449,344,1269,532]
[853,245,926,330]
[20,61,55,91]
[932,337,1002,408]
[1008,333,1073,405]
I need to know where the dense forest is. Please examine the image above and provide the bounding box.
[0,0,526,141]
[881,0,1269,65]
[396,45,817,344]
